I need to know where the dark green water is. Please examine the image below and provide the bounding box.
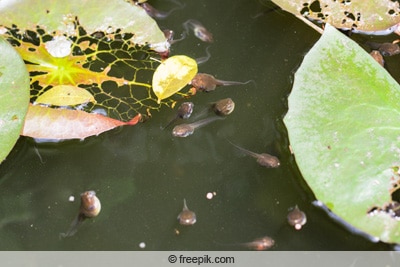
[0,0,396,250]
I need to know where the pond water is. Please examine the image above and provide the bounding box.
[0,0,397,250]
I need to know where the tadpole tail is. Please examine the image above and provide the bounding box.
[190,116,224,130]
[140,1,185,20]
[166,0,186,15]
[169,0,186,9]
[227,139,260,159]
[161,117,178,130]
[59,213,85,239]
[215,79,257,89]
[196,46,212,65]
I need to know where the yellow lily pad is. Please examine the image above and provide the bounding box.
[35,85,96,106]
[152,55,198,103]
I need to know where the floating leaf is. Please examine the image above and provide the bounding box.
[22,105,141,140]
[0,0,197,140]
[152,55,198,104]
[2,6,196,124]
[3,14,163,122]
[271,0,400,33]
[0,0,169,53]
[35,85,96,106]
[0,35,30,163]
[284,24,400,243]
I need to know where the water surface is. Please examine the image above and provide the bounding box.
[0,0,394,250]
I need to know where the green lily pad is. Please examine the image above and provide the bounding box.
[284,24,400,243]
[0,0,197,141]
[272,0,400,33]
[0,36,30,163]
[0,0,168,52]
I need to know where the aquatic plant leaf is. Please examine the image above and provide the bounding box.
[0,1,196,140]
[152,55,198,103]
[35,85,96,106]
[22,105,141,140]
[0,0,169,53]
[0,36,30,163]
[272,0,400,33]
[4,12,195,125]
[3,12,170,123]
[284,24,400,243]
